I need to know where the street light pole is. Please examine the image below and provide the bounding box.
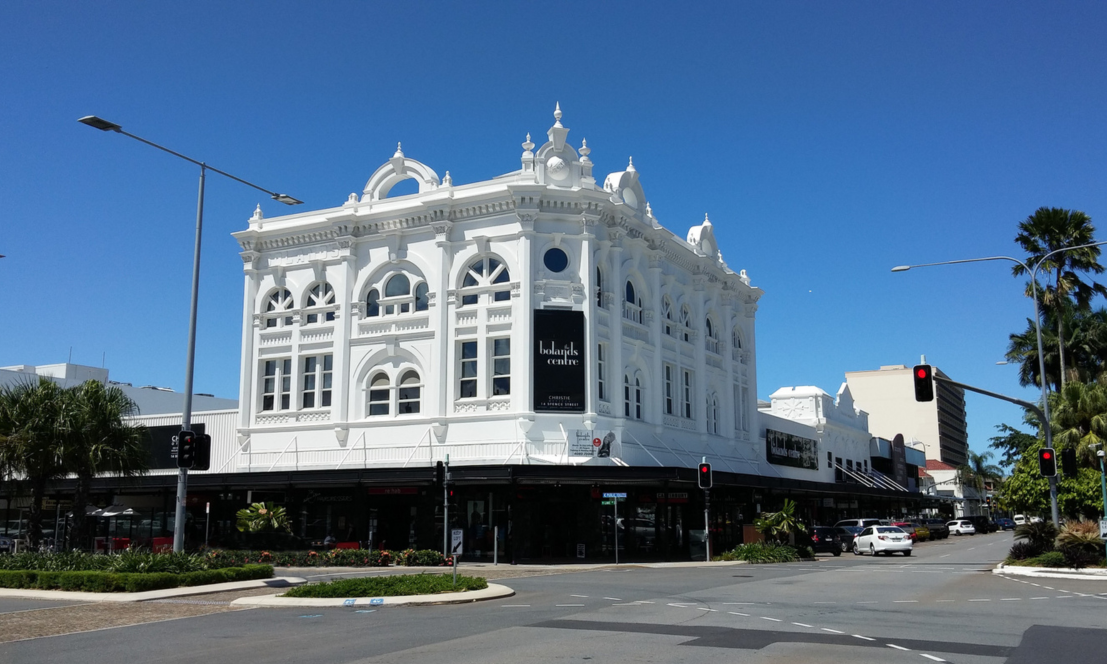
[78,116,302,552]
[893,239,1107,528]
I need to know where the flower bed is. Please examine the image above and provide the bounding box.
[714,542,800,563]
[205,548,453,567]
[0,564,273,593]
[283,573,486,598]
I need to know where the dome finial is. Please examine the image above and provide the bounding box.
[704,213,711,225]
[626,156,636,172]
[522,132,534,152]
[553,102,563,127]
[443,170,453,186]
[579,138,591,158]
[394,142,404,157]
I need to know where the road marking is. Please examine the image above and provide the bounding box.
[888,644,910,651]
[1030,583,1041,587]
[299,614,323,618]
[728,611,750,616]
[853,635,876,641]
[793,622,813,627]
[857,601,878,604]
[501,604,530,607]
[920,655,947,662]
[699,608,718,612]
[812,601,836,604]
[761,617,782,622]
[940,554,950,558]
[1056,596,1073,599]
[611,603,641,606]
[894,600,918,603]
[603,597,622,601]
[822,628,844,634]
[570,595,589,598]
[1030,597,1048,600]
[556,604,585,607]
[637,601,655,604]
[667,603,695,607]
[724,602,757,605]
[968,599,990,602]
[935,599,955,602]
[1001,598,1021,601]
[1043,586,1054,590]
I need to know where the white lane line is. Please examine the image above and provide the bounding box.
[939,554,951,558]
[760,617,781,622]
[1057,596,1074,599]
[667,603,694,607]
[603,597,622,601]
[894,600,918,603]
[570,595,589,598]
[812,601,837,604]
[699,608,718,612]
[822,628,844,634]
[501,604,530,607]
[857,601,878,604]
[793,622,813,627]
[1001,598,1021,601]
[637,601,655,604]
[853,634,876,641]
[968,599,991,602]
[888,644,910,651]
[935,599,955,602]
[611,603,641,606]
[728,611,750,616]
[1030,583,1041,587]
[556,604,585,607]
[1043,586,1054,590]
[724,602,757,605]
[1030,597,1048,600]
[920,655,948,662]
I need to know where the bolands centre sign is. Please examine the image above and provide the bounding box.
[766,429,819,470]
[533,309,586,412]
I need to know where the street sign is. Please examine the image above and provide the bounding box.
[603,492,626,498]
[368,597,384,606]
[1099,519,1107,540]
[601,500,615,505]
[451,528,464,555]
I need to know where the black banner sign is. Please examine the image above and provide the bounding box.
[533,309,586,412]
[891,434,908,488]
[766,428,819,470]
[145,423,206,470]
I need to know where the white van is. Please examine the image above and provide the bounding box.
[1013,514,1027,525]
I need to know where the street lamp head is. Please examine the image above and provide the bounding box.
[891,265,911,272]
[78,116,122,132]
[271,193,303,206]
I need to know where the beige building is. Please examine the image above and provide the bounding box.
[844,365,968,466]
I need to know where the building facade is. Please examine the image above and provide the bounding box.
[845,364,969,466]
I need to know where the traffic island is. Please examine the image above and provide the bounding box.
[994,563,1107,580]
[232,574,513,607]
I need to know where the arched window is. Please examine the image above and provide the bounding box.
[460,257,511,305]
[366,289,381,317]
[732,325,742,350]
[368,374,390,416]
[398,371,421,414]
[264,288,294,328]
[705,316,720,354]
[707,393,719,435]
[305,283,336,324]
[415,283,429,311]
[595,267,604,308]
[624,281,643,324]
[624,373,643,420]
[680,305,692,342]
[385,274,411,297]
[662,297,674,337]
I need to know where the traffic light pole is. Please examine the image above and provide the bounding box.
[442,456,450,558]
[704,489,711,562]
[933,375,1059,527]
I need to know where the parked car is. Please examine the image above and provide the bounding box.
[891,521,919,541]
[923,519,950,539]
[834,518,883,529]
[997,518,1015,531]
[948,519,976,536]
[800,526,842,556]
[853,526,913,556]
[964,516,995,534]
[910,522,931,542]
[835,526,863,553]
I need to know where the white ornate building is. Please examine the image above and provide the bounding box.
[230,105,765,476]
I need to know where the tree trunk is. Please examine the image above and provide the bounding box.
[70,470,92,551]
[1058,314,1067,390]
[27,477,46,550]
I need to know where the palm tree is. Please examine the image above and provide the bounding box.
[1006,307,1107,391]
[1049,378,1107,464]
[1012,207,1107,388]
[957,450,1004,498]
[0,378,66,549]
[62,380,148,550]
[1007,316,1063,391]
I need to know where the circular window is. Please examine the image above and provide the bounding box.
[544,247,569,273]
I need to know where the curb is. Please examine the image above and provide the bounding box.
[230,582,514,607]
[0,576,306,603]
[993,565,1107,581]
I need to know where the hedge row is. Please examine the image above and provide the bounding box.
[0,564,273,593]
[284,573,486,598]
[206,548,450,568]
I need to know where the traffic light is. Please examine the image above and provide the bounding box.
[435,460,445,488]
[177,430,195,469]
[193,433,211,471]
[698,462,713,489]
[1038,448,1057,477]
[1061,447,1078,476]
[913,365,934,402]
[985,496,992,508]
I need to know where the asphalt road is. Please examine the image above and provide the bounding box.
[2,531,1105,664]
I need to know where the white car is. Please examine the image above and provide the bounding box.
[1013,514,1027,525]
[852,526,913,556]
[948,519,976,536]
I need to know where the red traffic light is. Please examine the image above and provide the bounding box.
[698,463,712,489]
[916,367,929,379]
[1042,451,1052,460]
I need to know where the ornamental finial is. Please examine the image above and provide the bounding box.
[553,102,563,127]
[394,142,404,157]
[522,132,534,152]
[579,138,591,158]
[626,156,636,172]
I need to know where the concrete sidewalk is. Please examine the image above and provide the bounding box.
[231,582,514,608]
[0,576,305,603]
[994,563,1107,581]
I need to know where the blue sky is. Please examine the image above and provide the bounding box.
[3,1,1106,458]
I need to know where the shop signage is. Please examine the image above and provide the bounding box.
[576,543,586,559]
[570,430,617,458]
[765,429,819,470]
[822,498,835,507]
[891,434,908,487]
[367,487,418,495]
[145,423,206,470]
[533,310,585,412]
[603,493,627,498]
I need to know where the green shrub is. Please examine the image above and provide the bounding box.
[0,564,272,593]
[1026,551,1067,568]
[1014,522,1058,550]
[204,549,393,568]
[284,573,487,598]
[1008,541,1043,560]
[0,550,244,573]
[395,549,447,567]
[715,542,799,564]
